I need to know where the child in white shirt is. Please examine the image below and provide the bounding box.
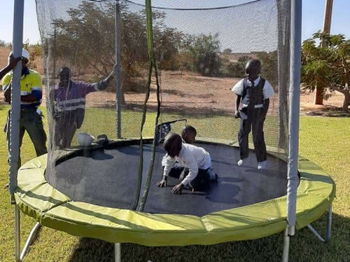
[157,133,217,194]
[231,59,274,170]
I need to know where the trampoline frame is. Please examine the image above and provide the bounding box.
[7,0,333,261]
[13,139,335,262]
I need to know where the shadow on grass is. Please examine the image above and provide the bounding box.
[305,105,350,118]
[68,212,350,262]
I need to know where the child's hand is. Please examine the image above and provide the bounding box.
[157,178,167,187]
[234,111,240,119]
[172,183,184,194]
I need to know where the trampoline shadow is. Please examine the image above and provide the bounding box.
[68,212,350,262]
[206,179,241,204]
[81,149,114,160]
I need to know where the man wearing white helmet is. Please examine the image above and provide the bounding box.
[0,53,21,80]
[2,49,47,166]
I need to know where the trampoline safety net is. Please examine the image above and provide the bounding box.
[35,0,291,213]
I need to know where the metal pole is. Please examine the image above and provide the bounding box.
[20,223,41,260]
[326,205,332,241]
[9,0,24,198]
[15,206,21,262]
[282,0,302,261]
[307,224,326,242]
[115,0,122,139]
[114,243,121,262]
[277,0,291,151]
[12,1,24,260]
[282,228,290,262]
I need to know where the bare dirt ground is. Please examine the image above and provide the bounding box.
[0,45,347,116]
[82,71,347,116]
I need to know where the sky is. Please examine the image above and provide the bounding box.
[0,0,349,45]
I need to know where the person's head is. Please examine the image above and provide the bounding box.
[245,59,261,81]
[9,49,30,67]
[58,67,71,87]
[181,125,197,144]
[163,133,182,158]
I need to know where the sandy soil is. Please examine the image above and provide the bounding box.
[0,46,347,116]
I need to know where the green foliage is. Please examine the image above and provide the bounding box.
[223,55,252,78]
[187,33,222,76]
[302,32,350,111]
[52,2,184,92]
[223,48,232,54]
[257,51,278,86]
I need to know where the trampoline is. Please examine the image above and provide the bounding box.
[15,138,335,246]
[7,0,336,261]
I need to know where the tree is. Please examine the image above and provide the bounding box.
[52,2,184,94]
[223,48,232,54]
[256,51,278,86]
[187,33,222,76]
[302,33,350,111]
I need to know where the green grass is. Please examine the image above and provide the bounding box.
[0,105,349,262]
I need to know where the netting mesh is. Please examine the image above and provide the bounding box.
[35,0,290,211]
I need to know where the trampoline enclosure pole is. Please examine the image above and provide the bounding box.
[9,0,24,198]
[283,0,302,261]
[115,0,122,139]
[12,1,24,260]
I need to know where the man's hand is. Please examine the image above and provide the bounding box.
[234,111,240,119]
[8,55,21,70]
[105,63,118,83]
[157,178,167,187]
[171,183,184,194]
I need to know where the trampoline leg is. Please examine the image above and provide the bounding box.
[282,227,290,262]
[15,206,21,262]
[307,225,325,242]
[307,205,333,243]
[114,243,121,262]
[326,205,332,242]
[20,223,41,261]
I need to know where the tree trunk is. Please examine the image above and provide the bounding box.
[315,86,324,105]
[343,91,350,112]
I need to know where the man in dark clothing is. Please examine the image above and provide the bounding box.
[231,59,274,170]
[52,66,115,148]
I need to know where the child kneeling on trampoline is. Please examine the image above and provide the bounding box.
[158,133,217,194]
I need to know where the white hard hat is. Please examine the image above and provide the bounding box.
[21,49,30,60]
[9,48,30,60]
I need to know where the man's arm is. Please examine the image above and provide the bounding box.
[93,64,117,91]
[0,56,21,80]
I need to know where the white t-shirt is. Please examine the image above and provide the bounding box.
[231,77,274,106]
[162,143,212,186]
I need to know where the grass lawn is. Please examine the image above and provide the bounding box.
[0,105,349,262]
